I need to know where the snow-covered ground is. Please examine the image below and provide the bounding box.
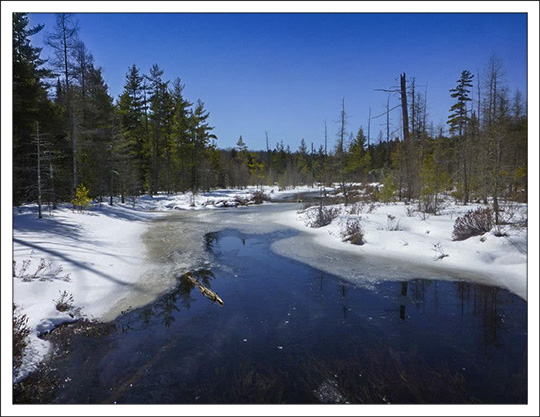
[10,186,529,383]
[277,199,528,300]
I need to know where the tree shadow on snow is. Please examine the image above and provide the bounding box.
[93,204,154,222]
[13,212,84,241]
[13,238,147,292]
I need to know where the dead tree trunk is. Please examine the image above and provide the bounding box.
[400,73,412,201]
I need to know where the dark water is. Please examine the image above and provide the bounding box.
[20,228,527,404]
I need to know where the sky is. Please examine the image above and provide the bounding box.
[24,11,528,151]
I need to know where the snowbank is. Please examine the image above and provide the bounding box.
[275,200,527,301]
[13,201,156,382]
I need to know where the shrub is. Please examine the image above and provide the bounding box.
[452,207,494,241]
[492,225,508,237]
[419,194,441,215]
[13,258,71,282]
[72,184,92,212]
[251,190,270,204]
[234,195,249,206]
[498,202,527,227]
[304,205,340,228]
[54,290,74,312]
[13,305,30,372]
[405,205,417,217]
[348,203,364,215]
[386,214,402,231]
[340,217,365,245]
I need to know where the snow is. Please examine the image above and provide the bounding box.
[10,187,528,383]
[274,200,527,300]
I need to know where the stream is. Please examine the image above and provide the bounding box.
[14,203,527,404]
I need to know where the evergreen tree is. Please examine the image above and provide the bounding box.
[170,77,193,191]
[146,64,171,194]
[46,13,80,196]
[448,70,474,136]
[447,70,474,204]
[117,64,147,193]
[346,127,371,182]
[13,13,60,206]
[189,99,217,191]
[77,65,116,202]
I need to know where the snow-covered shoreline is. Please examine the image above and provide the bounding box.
[275,199,527,301]
[11,187,528,383]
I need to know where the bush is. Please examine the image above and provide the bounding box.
[303,205,340,228]
[348,203,365,215]
[492,225,508,237]
[251,190,270,204]
[13,305,30,372]
[72,184,92,212]
[498,202,527,227]
[234,195,249,206]
[405,205,417,217]
[54,290,74,312]
[386,214,402,231]
[13,258,71,282]
[340,217,365,245]
[419,194,441,215]
[452,207,494,241]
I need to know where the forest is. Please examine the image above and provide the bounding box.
[13,13,528,215]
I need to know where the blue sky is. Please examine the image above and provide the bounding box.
[27,12,527,150]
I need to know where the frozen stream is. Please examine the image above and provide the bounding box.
[15,203,527,404]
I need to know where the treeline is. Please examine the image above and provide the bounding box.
[13,13,527,215]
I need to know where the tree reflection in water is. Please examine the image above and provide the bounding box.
[392,278,517,350]
[455,282,506,349]
[119,268,216,331]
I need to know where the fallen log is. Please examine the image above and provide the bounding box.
[198,285,224,306]
[181,273,224,306]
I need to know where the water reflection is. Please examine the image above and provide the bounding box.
[387,279,521,350]
[119,269,216,331]
[204,232,219,250]
[340,284,349,319]
[400,281,408,320]
[454,282,507,349]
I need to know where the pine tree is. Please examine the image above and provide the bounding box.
[189,99,216,191]
[146,64,171,194]
[447,70,474,204]
[448,70,474,136]
[71,183,91,212]
[170,77,193,192]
